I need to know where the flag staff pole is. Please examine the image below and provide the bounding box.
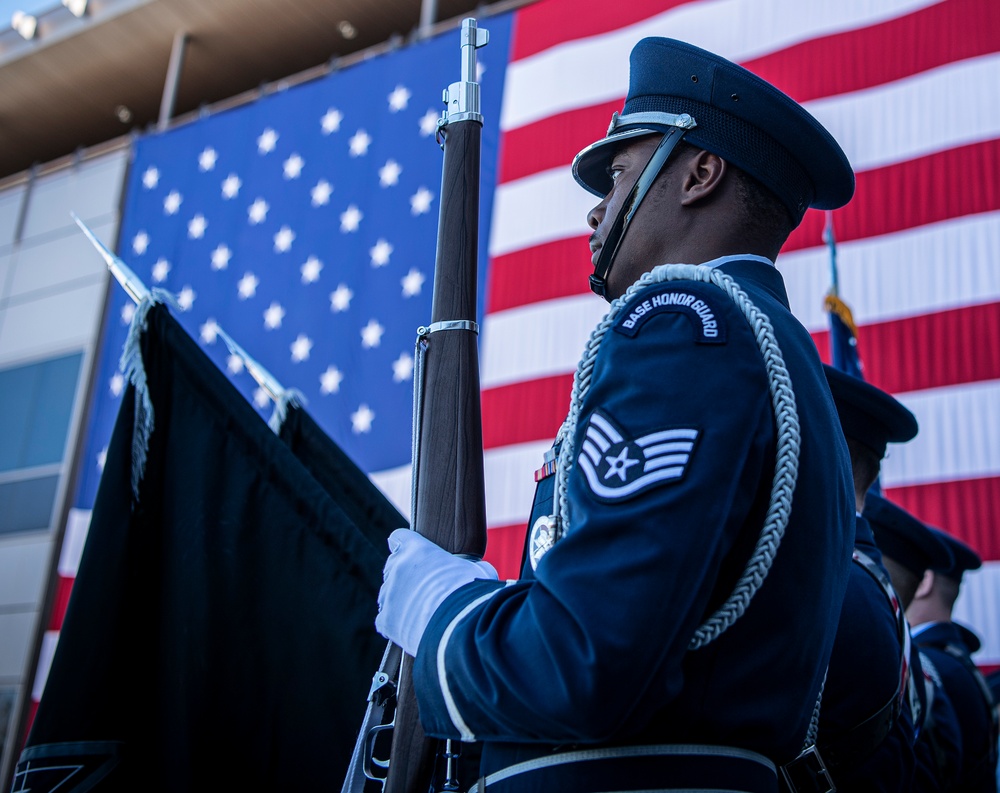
[823,209,839,297]
[73,214,292,418]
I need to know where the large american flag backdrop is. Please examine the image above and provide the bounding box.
[29,0,1000,726]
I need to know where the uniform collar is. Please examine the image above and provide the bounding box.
[911,620,946,639]
[912,619,982,654]
[700,253,775,269]
[712,256,790,309]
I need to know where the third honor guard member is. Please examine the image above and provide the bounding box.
[909,528,1000,790]
[819,365,919,791]
[377,37,856,792]
[865,494,965,792]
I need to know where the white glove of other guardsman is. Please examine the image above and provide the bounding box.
[376,528,498,656]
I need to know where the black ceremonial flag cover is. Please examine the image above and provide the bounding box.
[15,303,396,792]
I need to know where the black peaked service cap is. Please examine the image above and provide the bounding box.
[824,365,918,458]
[928,527,982,581]
[864,493,954,577]
[572,37,855,225]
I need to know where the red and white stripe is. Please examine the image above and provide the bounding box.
[476,0,1000,666]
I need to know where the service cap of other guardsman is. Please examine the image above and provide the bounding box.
[573,38,856,296]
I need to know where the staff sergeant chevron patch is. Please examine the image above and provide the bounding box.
[578,410,699,501]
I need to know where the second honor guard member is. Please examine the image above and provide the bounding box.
[377,38,856,792]
[819,365,919,790]
[865,494,965,792]
[909,529,1000,790]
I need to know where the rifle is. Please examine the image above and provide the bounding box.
[342,18,490,793]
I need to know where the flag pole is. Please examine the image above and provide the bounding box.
[73,214,293,422]
[72,213,150,305]
[823,209,839,297]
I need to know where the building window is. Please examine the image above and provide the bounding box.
[0,353,82,535]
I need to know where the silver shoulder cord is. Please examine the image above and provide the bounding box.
[543,263,821,754]
[547,263,802,649]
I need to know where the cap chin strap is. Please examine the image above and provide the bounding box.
[590,126,689,299]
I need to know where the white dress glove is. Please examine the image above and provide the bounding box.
[376,528,498,656]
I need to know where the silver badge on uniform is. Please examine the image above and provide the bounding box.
[578,410,699,501]
[528,514,558,570]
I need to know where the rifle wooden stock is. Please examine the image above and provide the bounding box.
[383,98,488,793]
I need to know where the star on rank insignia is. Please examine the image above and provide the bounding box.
[578,410,699,501]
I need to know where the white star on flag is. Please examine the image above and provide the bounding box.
[211,244,232,270]
[301,256,323,283]
[330,284,353,312]
[401,267,426,297]
[199,147,218,171]
[321,108,343,134]
[410,187,433,215]
[176,286,196,311]
[237,272,259,299]
[248,198,269,224]
[221,174,242,199]
[200,318,220,344]
[370,239,393,267]
[351,404,375,434]
[109,372,124,396]
[97,446,107,471]
[283,154,305,179]
[152,258,171,282]
[311,180,332,206]
[379,160,402,187]
[360,319,384,349]
[188,215,207,239]
[253,387,270,408]
[349,129,371,157]
[273,226,296,252]
[164,191,182,215]
[257,128,279,154]
[419,109,439,137]
[263,301,285,329]
[340,204,362,232]
[290,334,313,362]
[84,27,486,573]
[388,85,411,112]
[320,365,344,394]
[392,353,414,383]
[120,303,135,325]
[133,231,149,254]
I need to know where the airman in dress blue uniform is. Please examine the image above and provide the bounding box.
[864,493,965,792]
[909,528,999,790]
[818,366,919,791]
[377,38,857,793]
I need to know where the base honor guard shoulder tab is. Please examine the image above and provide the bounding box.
[614,282,727,343]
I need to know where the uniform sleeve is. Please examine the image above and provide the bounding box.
[413,281,776,743]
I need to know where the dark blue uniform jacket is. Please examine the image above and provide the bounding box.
[412,258,855,775]
[819,515,915,791]
[915,621,998,791]
[912,647,965,792]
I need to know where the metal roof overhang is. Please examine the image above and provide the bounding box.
[0,0,510,179]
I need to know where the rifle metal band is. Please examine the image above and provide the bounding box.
[419,320,480,335]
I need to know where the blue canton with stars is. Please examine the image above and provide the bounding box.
[73,17,512,509]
